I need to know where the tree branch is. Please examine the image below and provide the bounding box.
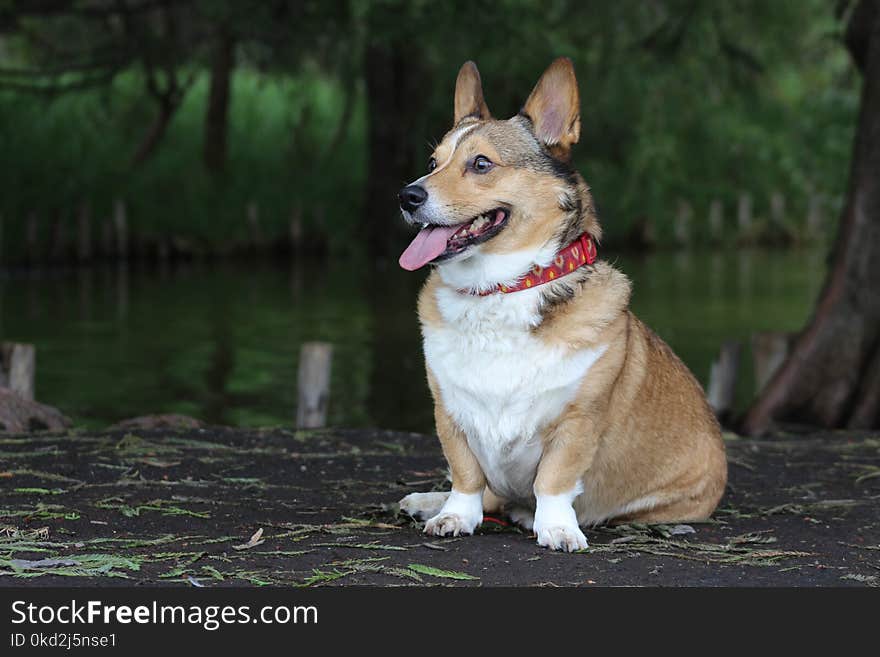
[0,68,121,95]
[846,0,879,71]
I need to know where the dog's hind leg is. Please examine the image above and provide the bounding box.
[400,488,508,521]
[399,492,449,520]
[482,488,506,514]
[507,507,535,531]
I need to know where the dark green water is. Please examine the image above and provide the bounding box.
[0,248,825,433]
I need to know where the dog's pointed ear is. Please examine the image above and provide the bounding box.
[454,61,491,124]
[521,57,581,158]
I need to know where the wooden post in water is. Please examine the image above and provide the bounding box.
[674,200,693,246]
[77,202,92,262]
[0,343,36,401]
[707,341,741,419]
[770,191,786,228]
[806,193,825,240]
[25,211,39,263]
[708,199,724,243]
[113,199,128,260]
[737,193,753,239]
[751,331,791,392]
[296,342,333,429]
[289,203,303,253]
[247,202,264,250]
[101,217,113,258]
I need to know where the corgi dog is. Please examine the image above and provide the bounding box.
[397,58,726,551]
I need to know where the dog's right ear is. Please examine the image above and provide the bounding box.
[454,61,491,124]
[522,57,581,160]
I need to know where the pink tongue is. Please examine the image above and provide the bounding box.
[399,224,460,271]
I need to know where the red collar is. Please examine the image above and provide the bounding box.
[466,233,598,296]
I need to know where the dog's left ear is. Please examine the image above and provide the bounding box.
[522,57,581,159]
[454,61,491,124]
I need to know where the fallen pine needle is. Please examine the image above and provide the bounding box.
[232,528,265,551]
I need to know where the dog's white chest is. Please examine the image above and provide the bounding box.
[423,286,606,502]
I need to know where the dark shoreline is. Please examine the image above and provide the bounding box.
[0,426,877,587]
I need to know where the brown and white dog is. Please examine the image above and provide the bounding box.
[397,58,726,551]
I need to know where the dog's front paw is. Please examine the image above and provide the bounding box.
[424,512,479,537]
[535,524,588,552]
[422,490,483,537]
[533,488,587,552]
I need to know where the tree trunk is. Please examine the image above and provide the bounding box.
[0,388,70,433]
[740,0,880,434]
[203,28,235,175]
[362,6,431,258]
[130,99,177,167]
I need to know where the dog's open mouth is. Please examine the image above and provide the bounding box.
[399,208,509,271]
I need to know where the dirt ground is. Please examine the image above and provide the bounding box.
[0,426,878,587]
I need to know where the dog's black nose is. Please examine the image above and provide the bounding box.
[398,185,428,212]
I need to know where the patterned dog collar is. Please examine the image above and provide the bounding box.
[465,233,598,296]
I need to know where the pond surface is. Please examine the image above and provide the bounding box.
[1,248,825,433]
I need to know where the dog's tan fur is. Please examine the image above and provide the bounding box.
[400,58,726,546]
[419,263,726,524]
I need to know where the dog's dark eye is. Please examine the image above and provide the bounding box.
[471,155,493,173]
[428,157,437,172]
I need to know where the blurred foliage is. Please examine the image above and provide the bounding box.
[0,0,861,257]
[0,69,367,249]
